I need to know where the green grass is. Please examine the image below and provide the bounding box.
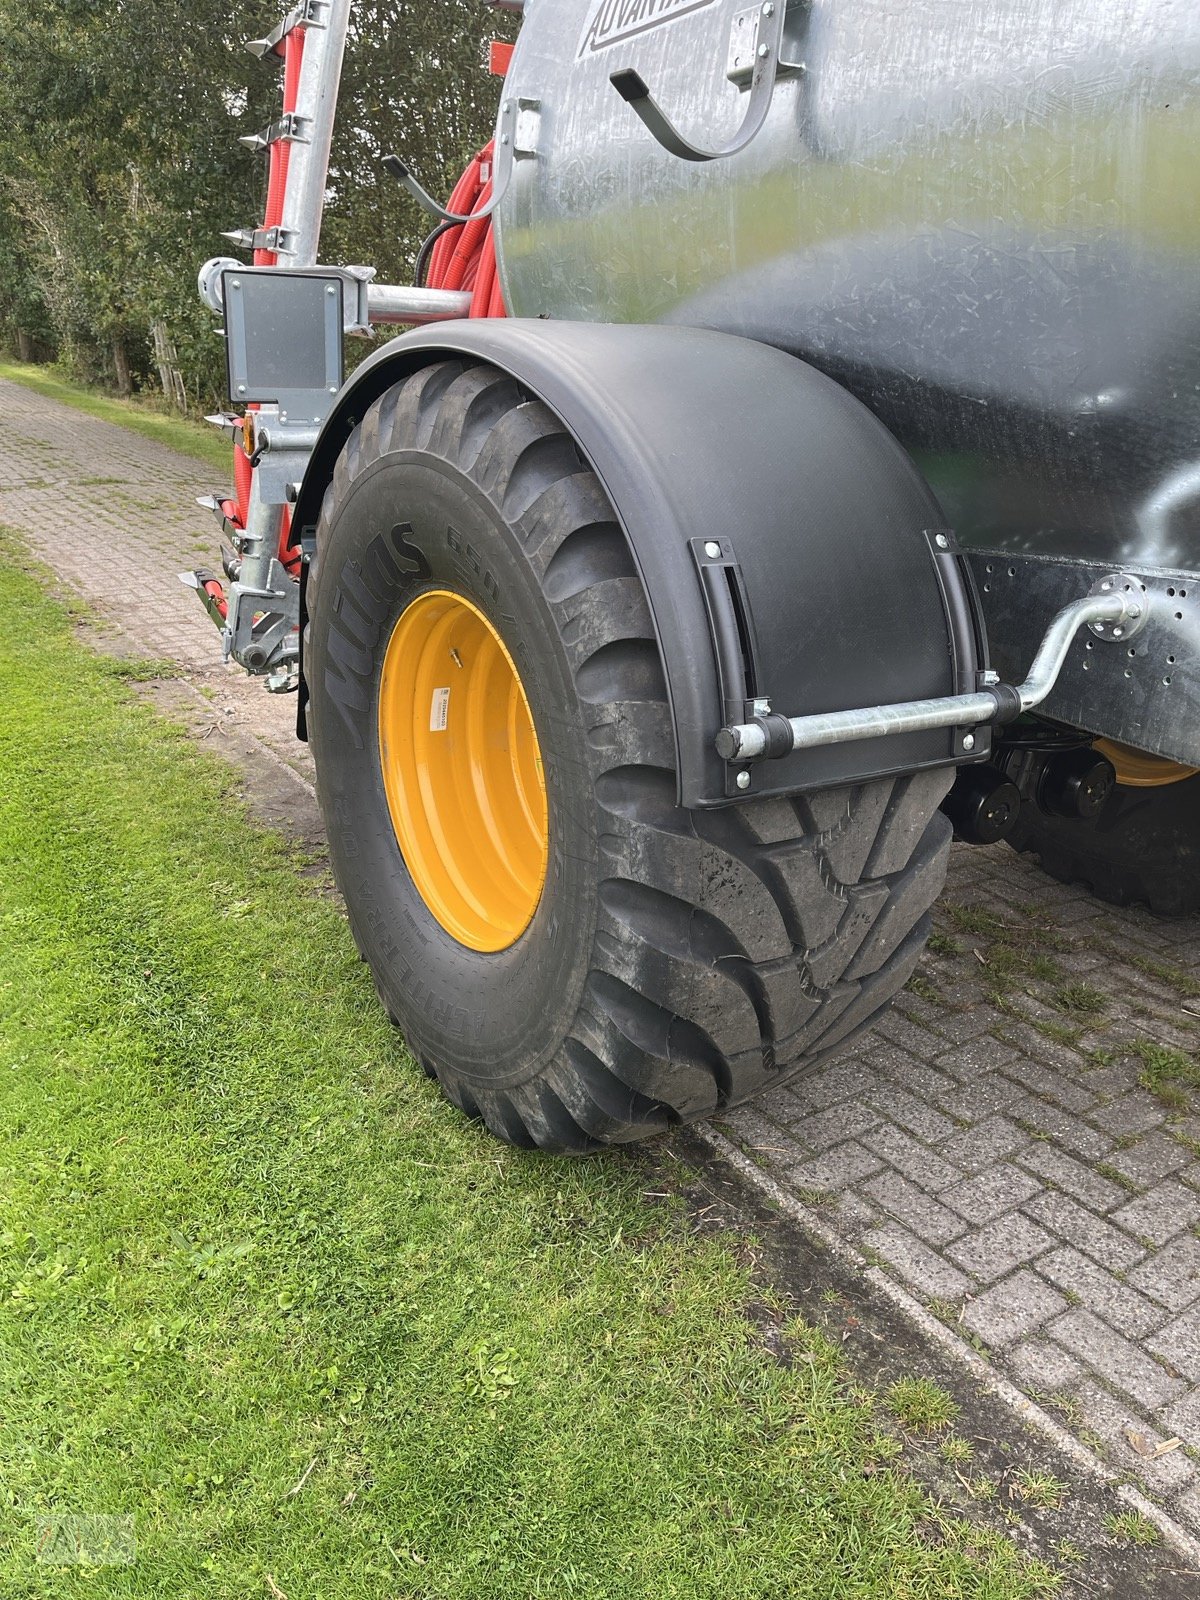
[940,905,1067,1008]
[1009,1472,1066,1511]
[1050,984,1108,1018]
[940,1436,975,1464]
[0,362,230,474]
[1131,1040,1200,1110]
[0,536,1057,1598]
[1102,1511,1160,1548]
[885,1378,961,1435]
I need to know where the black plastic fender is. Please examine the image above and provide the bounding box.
[292,320,988,807]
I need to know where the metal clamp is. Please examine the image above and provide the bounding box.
[220,223,297,255]
[196,493,244,543]
[247,0,327,59]
[611,2,803,163]
[239,112,312,152]
[716,582,1149,763]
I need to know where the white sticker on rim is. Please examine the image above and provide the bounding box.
[430,687,451,732]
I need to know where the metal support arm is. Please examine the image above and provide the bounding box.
[716,579,1149,763]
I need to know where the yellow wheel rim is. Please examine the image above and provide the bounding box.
[1093,739,1198,789]
[378,590,549,952]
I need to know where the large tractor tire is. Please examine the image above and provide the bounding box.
[1008,745,1200,916]
[304,360,954,1152]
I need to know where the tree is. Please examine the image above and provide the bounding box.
[0,0,516,404]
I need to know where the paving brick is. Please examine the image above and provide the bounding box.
[1047,1309,1186,1410]
[1128,1235,1200,1312]
[1000,1021,1092,1078]
[863,1223,972,1300]
[929,1004,1008,1043]
[1171,1482,1200,1537]
[936,1117,1029,1174]
[1149,1306,1200,1384]
[1015,1143,1128,1213]
[1110,1180,1200,1246]
[1005,1096,1112,1160]
[998,1052,1097,1114]
[1021,1192,1146,1272]
[1090,1090,1168,1137]
[861,1126,961,1191]
[1055,950,1107,975]
[865,1086,955,1143]
[870,1046,959,1102]
[1006,1338,1083,1394]
[1037,1246,1165,1339]
[895,994,945,1031]
[862,1172,968,1246]
[1161,1387,1200,1445]
[785,1140,885,1193]
[933,1035,1019,1081]
[941,1164,1043,1224]
[1081,1063,1142,1100]
[722,1104,792,1156]
[962,1271,1067,1348]
[870,1010,943,1058]
[1108,1132,1192,1186]
[936,1074,1026,1123]
[778,1099,882,1149]
[829,1192,880,1235]
[948,1213,1053,1282]
[791,1060,880,1111]
[1073,1380,1200,1497]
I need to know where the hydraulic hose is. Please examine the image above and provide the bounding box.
[426,142,507,319]
[255,28,306,268]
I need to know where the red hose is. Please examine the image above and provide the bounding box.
[255,29,305,268]
[427,142,507,319]
[233,441,253,524]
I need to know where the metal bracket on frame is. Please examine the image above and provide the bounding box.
[224,556,301,685]
[690,537,766,795]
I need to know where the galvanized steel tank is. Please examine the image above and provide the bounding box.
[496,0,1200,761]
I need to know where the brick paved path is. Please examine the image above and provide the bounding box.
[3,374,1199,1537]
[0,378,308,773]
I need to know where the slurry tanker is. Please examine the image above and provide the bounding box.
[191,0,1200,1150]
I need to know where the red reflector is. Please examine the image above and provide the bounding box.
[489,41,514,76]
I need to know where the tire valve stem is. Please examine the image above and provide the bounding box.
[450,648,465,669]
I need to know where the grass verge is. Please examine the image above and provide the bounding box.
[0,537,1056,1599]
[0,362,230,474]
